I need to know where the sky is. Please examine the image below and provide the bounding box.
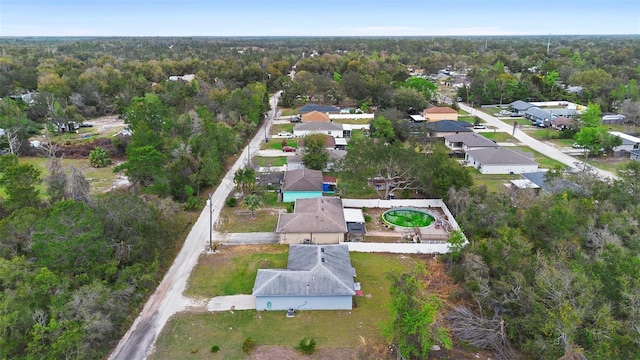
[1,0,639,37]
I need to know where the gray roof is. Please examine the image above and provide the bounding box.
[524,107,552,120]
[510,100,536,111]
[425,120,473,133]
[294,122,343,132]
[548,108,576,117]
[298,104,341,114]
[467,147,538,166]
[252,244,356,296]
[444,133,497,147]
[282,168,323,192]
[277,197,347,233]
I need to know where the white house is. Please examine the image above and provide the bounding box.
[444,133,496,153]
[293,122,344,138]
[465,147,539,175]
[609,131,640,154]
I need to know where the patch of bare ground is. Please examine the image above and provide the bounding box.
[247,346,358,360]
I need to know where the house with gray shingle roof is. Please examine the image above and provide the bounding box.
[293,122,344,138]
[510,100,536,114]
[298,104,341,114]
[276,197,347,244]
[281,169,324,202]
[524,107,553,125]
[253,244,356,310]
[465,147,539,174]
[444,133,497,152]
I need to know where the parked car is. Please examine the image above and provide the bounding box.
[473,124,486,129]
[278,131,294,138]
[282,146,296,152]
[290,116,301,123]
[572,143,585,149]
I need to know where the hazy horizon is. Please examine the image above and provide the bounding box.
[2,0,639,37]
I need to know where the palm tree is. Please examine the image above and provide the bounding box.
[234,168,257,194]
[241,193,264,218]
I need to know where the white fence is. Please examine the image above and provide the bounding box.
[346,242,452,254]
[329,114,374,120]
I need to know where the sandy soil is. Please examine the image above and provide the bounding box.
[84,115,126,134]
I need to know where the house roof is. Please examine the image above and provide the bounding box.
[276,197,347,233]
[550,116,572,126]
[525,107,552,120]
[252,244,356,296]
[444,133,497,147]
[323,175,337,184]
[510,100,536,111]
[548,108,576,117]
[409,114,426,121]
[282,168,323,192]
[301,110,330,122]
[425,106,457,114]
[294,122,343,132]
[609,131,640,145]
[298,104,341,114]
[467,147,538,166]
[425,120,473,133]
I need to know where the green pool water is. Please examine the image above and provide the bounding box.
[382,208,435,228]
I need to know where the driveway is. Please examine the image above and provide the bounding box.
[207,295,256,311]
[459,103,617,181]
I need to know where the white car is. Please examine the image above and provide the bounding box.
[277,131,294,138]
[473,124,486,129]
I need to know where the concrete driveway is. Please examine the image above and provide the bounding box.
[459,103,618,181]
[207,295,256,311]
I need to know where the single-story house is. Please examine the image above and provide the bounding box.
[276,197,347,244]
[423,120,473,137]
[465,147,539,174]
[524,107,552,125]
[293,122,344,138]
[253,244,357,311]
[281,168,324,202]
[510,100,536,115]
[602,114,626,124]
[549,116,572,130]
[444,133,497,152]
[301,110,330,123]
[609,131,640,154]
[422,106,458,122]
[298,104,341,114]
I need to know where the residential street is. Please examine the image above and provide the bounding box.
[458,103,618,181]
[108,92,281,360]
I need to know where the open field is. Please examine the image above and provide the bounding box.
[152,246,439,360]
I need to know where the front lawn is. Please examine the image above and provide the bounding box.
[480,132,514,142]
[471,172,519,193]
[261,139,299,150]
[253,156,288,167]
[513,146,566,169]
[154,248,425,360]
[332,117,372,125]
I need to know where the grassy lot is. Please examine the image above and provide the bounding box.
[512,146,566,169]
[261,139,298,151]
[15,156,121,195]
[332,117,372,125]
[586,157,632,173]
[154,248,425,360]
[458,115,476,124]
[279,108,297,116]
[253,156,287,167]
[480,131,514,142]
[471,172,519,193]
[500,118,531,126]
[527,128,566,140]
[216,205,281,233]
[270,123,294,134]
[350,129,367,140]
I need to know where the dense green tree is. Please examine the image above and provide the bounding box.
[370,115,395,143]
[302,133,329,170]
[0,155,42,211]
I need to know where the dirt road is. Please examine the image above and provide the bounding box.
[108,93,281,360]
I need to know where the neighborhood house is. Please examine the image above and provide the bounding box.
[276,197,347,244]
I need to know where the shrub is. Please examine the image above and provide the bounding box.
[210,345,220,353]
[361,206,368,213]
[364,214,372,223]
[286,202,294,213]
[295,337,317,355]
[226,197,237,207]
[89,146,112,168]
[241,337,256,354]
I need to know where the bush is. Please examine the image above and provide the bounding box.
[295,337,317,355]
[241,337,256,354]
[210,345,220,353]
[364,214,372,223]
[286,202,294,213]
[226,197,237,207]
[89,146,112,168]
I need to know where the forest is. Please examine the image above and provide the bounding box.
[0,35,639,359]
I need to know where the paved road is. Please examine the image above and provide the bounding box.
[458,103,618,181]
[108,92,281,360]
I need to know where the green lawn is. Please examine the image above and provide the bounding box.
[153,249,422,360]
[280,108,297,116]
[332,117,372,125]
[261,139,298,150]
[253,156,287,167]
[527,128,565,140]
[513,146,566,169]
[270,123,294,134]
[586,157,632,173]
[480,132,514,142]
[471,172,519,193]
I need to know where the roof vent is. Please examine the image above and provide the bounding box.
[321,248,324,253]
[321,258,325,263]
